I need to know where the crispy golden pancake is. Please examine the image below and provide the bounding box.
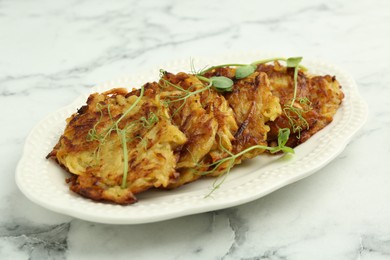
[47,88,187,204]
[256,62,344,147]
[204,62,344,148]
[158,72,237,186]
[225,72,281,162]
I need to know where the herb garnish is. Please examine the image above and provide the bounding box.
[86,85,146,189]
[195,75,234,92]
[283,57,310,137]
[198,57,307,79]
[202,128,294,196]
[203,128,294,175]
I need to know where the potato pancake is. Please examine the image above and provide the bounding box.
[47,88,187,204]
[256,61,344,147]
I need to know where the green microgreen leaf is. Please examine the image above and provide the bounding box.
[202,128,294,176]
[210,76,234,92]
[235,64,256,79]
[201,128,294,196]
[274,128,295,154]
[286,57,303,68]
[278,128,290,147]
[159,69,167,77]
[139,112,159,129]
[120,130,129,189]
[199,63,248,75]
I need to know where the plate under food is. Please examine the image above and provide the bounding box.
[15,52,368,224]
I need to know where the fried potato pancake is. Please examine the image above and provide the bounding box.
[226,72,281,162]
[256,62,344,147]
[158,72,238,186]
[47,88,187,204]
[204,68,281,162]
[204,62,344,148]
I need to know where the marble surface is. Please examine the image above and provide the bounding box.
[0,0,389,259]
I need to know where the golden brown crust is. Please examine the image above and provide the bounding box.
[257,62,344,147]
[159,73,221,186]
[204,68,281,162]
[48,88,187,204]
[226,72,281,162]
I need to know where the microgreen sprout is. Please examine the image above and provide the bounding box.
[202,128,294,176]
[202,128,294,196]
[235,64,257,79]
[158,74,212,116]
[158,70,233,119]
[195,75,234,92]
[140,112,159,129]
[120,129,129,188]
[198,63,249,75]
[283,57,310,137]
[198,57,307,79]
[86,103,109,143]
[86,85,146,189]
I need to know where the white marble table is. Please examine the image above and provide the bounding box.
[1,0,389,259]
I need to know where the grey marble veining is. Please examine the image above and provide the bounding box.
[1,222,69,260]
[1,0,390,259]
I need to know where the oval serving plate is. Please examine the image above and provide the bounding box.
[15,52,368,224]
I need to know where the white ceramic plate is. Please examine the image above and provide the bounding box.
[15,52,368,224]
